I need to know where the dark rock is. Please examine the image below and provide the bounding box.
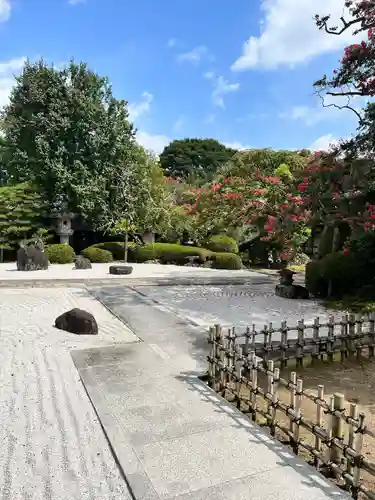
[55,308,98,335]
[17,244,49,271]
[275,284,309,299]
[109,265,133,275]
[74,255,92,269]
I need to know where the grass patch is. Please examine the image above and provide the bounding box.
[325,297,375,313]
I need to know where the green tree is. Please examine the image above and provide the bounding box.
[218,148,308,179]
[159,138,236,180]
[0,183,46,262]
[0,135,10,186]
[2,58,137,227]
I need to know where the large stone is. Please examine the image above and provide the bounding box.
[74,255,92,270]
[55,308,98,335]
[109,265,133,275]
[17,243,49,271]
[275,284,309,299]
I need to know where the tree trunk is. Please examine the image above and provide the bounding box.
[124,231,128,264]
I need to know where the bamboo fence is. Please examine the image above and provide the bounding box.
[207,315,375,500]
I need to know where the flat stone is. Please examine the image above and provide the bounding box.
[109,265,133,275]
[275,284,309,299]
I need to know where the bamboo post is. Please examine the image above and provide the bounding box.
[355,314,363,360]
[214,324,223,392]
[271,366,280,437]
[208,326,215,387]
[369,312,375,358]
[219,327,228,396]
[296,320,305,368]
[234,337,243,409]
[280,320,288,368]
[293,378,303,455]
[351,413,365,500]
[262,324,269,365]
[346,402,358,478]
[348,314,356,357]
[267,360,274,433]
[289,372,297,446]
[341,314,349,361]
[327,315,335,363]
[312,317,320,366]
[314,384,324,468]
[330,393,345,466]
[250,351,258,422]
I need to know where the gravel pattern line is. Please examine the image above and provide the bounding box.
[0,287,138,500]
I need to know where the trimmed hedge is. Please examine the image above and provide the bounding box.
[211,252,243,270]
[204,235,239,254]
[305,252,359,298]
[82,247,113,263]
[91,241,135,261]
[45,244,75,264]
[131,243,212,264]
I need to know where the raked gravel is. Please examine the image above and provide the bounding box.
[0,287,138,500]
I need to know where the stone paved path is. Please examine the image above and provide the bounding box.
[0,288,137,500]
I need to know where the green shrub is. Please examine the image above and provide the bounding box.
[91,241,135,261]
[132,243,212,264]
[306,252,359,298]
[204,235,239,254]
[82,247,113,263]
[211,252,243,270]
[45,244,75,264]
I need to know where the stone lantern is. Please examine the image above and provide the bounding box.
[54,213,75,245]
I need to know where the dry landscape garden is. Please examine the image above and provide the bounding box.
[1,2,375,500]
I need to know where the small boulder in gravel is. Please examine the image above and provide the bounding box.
[55,308,98,335]
[74,255,92,269]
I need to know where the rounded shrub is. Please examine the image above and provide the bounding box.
[306,251,359,298]
[82,247,113,263]
[204,235,239,254]
[91,241,135,261]
[45,244,75,264]
[211,252,243,270]
[133,243,211,264]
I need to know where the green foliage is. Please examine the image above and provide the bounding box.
[45,244,75,264]
[159,138,236,180]
[204,234,239,254]
[91,241,136,260]
[211,253,243,270]
[305,252,359,298]
[219,148,308,179]
[0,183,46,258]
[2,58,137,227]
[82,246,113,263]
[131,243,211,263]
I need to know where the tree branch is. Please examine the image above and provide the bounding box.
[326,90,365,97]
[320,15,366,35]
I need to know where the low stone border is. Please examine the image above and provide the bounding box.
[0,275,274,288]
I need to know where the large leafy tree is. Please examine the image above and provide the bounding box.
[217,148,309,179]
[159,138,236,180]
[2,59,137,228]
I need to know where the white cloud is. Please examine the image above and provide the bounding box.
[128,91,153,121]
[224,141,251,150]
[68,0,86,4]
[0,57,26,109]
[167,38,177,48]
[0,0,10,22]
[309,134,340,151]
[173,115,185,132]
[211,76,240,108]
[177,46,213,65]
[280,105,336,126]
[231,0,360,70]
[136,130,170,154]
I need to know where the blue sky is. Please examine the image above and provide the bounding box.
[0,0,370,153]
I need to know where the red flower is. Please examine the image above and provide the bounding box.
[343,249,350,255]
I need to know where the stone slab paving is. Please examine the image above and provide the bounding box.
[0,287,137,500]
[72,342,350,500]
